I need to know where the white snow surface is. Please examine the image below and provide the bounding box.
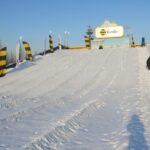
[0,47,150,150]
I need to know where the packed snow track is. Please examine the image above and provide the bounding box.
[0,47,150,150]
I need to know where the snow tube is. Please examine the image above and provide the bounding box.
[99,45,103,49]
[146,56,150,70]
[6,63,17,69]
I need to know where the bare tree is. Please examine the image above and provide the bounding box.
[0,40,2,49]
[6,50,16,65]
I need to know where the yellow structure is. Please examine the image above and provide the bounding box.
[22,41,33,61]
[146,43,150,46]
[49,35,53,52]
[84,36,91,49]
[69,46,88,50]
[130,43,150,48]
[0,47,7,77]
[130,43,141,48]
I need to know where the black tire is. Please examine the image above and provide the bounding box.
[99,45,103,49]
[146,57,150,70]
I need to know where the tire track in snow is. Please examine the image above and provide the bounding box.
[23,99,105,150]
[136,47,150,147]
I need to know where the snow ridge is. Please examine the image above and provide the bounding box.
[23,99,105,150]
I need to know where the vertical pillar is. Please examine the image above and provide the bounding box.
[0,47,7,77]
[49,35,53,52]
[22,41,33,61]
[84,36,91,49]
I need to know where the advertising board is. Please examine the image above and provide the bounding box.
[95,26,124,38]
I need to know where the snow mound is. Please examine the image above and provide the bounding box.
[0,48,150,150]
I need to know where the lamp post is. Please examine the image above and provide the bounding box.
[49,31,52,35]
[125,26,133,45]
[19,36,24,61]
[58,34,62,50]
[0,40,2,49]
[86,26,93,39]
[64,31,70,47]
[67,31,70,47]
[44,37,46,55]
[64,31,67,46]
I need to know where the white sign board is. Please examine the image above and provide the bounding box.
[95,26,124,38]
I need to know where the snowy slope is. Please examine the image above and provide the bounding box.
[0,47,150,150]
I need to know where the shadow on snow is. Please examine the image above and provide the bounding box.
[127,114,149,150]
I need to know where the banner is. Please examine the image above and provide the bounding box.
[95,26,124,38]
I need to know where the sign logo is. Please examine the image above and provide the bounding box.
[100,29,106,36]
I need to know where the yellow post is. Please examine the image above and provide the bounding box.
[84,36,91,49]
[22,41,33,61]
[49,35,53,52]
[0,47,7,77]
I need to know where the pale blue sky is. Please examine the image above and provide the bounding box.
[0,0,150,53]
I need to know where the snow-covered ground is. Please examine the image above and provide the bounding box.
[0,47,150,150]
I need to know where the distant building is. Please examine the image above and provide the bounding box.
[91,20,131,49]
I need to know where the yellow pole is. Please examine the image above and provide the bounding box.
[22,41,33,61]
[84,36,91,49]
[49,35,53,52]
[0,47,7,77]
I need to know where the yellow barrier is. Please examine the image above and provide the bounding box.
[84,36,91,49]
[68,46,88,50]
[0,47,7,77]
[22,41,33,61]
[131,44,141,48]
[131,43,150,48]
[49,35,53,52]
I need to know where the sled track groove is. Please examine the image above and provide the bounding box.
[0,50,113,126]
[16,53,92,97]
[0,53,83,93]
[23,99,105,150]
